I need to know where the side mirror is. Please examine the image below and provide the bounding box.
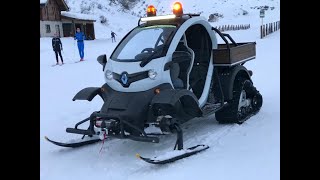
[164,51,191,71]
[97,54,107,71]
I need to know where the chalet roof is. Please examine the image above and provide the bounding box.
[61,11,97,22]
[40,0,69,11]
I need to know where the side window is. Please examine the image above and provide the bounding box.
[46,25,51,33]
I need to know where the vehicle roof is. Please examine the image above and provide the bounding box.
[139,14,201,27]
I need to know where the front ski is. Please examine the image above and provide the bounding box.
[44,136,101,148]
[136,144,209,164]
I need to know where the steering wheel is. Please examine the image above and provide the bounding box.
[141,48,154,53]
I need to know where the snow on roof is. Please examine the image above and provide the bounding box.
[40,0,47,4]
[61,11,96,21]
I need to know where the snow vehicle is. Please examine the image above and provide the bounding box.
[45,2,263,164]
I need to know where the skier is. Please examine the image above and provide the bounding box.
[74,28,85,61]
[52,33,64,65]
[111,31,117,43]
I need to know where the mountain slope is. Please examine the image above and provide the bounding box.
[64,0,280,38]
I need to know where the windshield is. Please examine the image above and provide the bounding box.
[111,25,176,62]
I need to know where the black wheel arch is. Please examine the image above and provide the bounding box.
[216,65,252,101]
[72,87,104,101]
[151,89,202,118]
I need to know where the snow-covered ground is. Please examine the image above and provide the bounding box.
[41,1,279,180]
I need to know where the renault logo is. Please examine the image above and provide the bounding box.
[121,72,128,85]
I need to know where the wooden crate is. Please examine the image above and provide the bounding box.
[213,42,256,66]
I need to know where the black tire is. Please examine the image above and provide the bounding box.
[215,77,261,124]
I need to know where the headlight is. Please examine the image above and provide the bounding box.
[148,69,157,80]
[106,70,113,80]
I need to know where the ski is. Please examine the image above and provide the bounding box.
[51,63,65,67]
[74,60,85,63]
[136,144,209,164]
[44,136,101,148]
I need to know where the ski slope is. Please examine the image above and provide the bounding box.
[63,0,280,38]
[40,1,279,180]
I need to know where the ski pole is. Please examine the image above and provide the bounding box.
[73,39,76,61]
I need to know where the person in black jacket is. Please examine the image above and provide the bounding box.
[52,33,64,65]
[111,31,117,43]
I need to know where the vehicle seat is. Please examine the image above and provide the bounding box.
[170,63,184,89]
[174,41,195,89]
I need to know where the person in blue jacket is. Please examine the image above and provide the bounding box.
[74,27,86,61]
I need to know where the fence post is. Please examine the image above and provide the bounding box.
[269,23,271,33]
[279,21,280,29]
[269,23,271,34]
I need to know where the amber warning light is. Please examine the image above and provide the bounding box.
[173,2,183,16]
[147,5,157,17]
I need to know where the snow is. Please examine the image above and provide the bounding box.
[132,0,280,24]
[41,0,279,180]
[61,11,97,21]
[61,0,279,40]
[62,0,140,39]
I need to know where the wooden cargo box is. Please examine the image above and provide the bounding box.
[213,42,256,66]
